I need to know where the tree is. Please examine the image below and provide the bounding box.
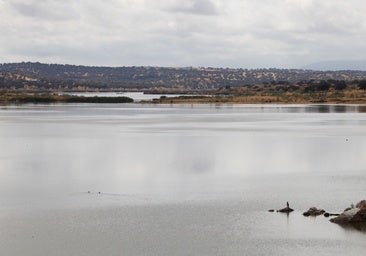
[317,80,331,91]
[334,80,347,91]
[358,80,366,90]
[304,84,316,93]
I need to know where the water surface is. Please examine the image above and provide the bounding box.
[62,91,185,102]
[0,103,365,255]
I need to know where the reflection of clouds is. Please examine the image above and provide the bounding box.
[171,137,215,174]
[1,104,366,198]
[210,135,366,176]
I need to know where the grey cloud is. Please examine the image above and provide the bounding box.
[166,0,218,15]
[1,0,366,68]
[9,0,79,21]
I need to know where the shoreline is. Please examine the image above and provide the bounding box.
[1,91,366,105]
[0,92,133,104]
[142,94,366,105]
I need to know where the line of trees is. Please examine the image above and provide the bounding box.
[286,80,366,93]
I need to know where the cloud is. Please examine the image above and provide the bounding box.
[8,0,79,20]
[1,0,366,68]
[166,0,219,15]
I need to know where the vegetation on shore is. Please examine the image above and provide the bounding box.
[148,80,366,104]
[2,78,366,105]
[0,91,133,104]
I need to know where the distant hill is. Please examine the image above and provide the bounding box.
[303,60,366,71]
[2,62,366,91]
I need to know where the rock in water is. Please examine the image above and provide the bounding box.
[324,212,339,217]
[351,208,366,222]
[356,200,366,209]
[330,208,360,223]
[303,207,325,217]
[278,207,294,213]
[278,202,294,213]
[330,200,366,224]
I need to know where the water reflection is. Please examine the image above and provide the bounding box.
[0,104,366,196]
[357,105,366,113]
[61,92,188,102]
[338,222,366,233]
[305,104,366,113]
[0,104,366,255]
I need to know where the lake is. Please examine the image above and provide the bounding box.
[62,91,187,102]
[0,103,365,255]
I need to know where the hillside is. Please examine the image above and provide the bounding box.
[2,62,366,91]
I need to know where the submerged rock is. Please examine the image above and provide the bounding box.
[324,212,339,218]
[330,200,366,224]
[303,207,325,217]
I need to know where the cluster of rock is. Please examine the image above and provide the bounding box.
[269,200,366,225]
[302,207,339,217]
[330,200,366,224]
[302,207,326,216]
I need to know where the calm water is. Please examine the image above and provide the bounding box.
[0,103,365,255]
[63,91,185,102]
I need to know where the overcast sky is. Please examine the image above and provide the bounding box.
[1,0,366,68]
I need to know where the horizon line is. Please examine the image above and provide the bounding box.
[2,61,366,72]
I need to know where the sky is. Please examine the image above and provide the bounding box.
[1,0,366,68]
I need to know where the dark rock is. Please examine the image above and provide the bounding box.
[278,207,294,213]
[351,208,366,222]
[330,209,358,224]
[303,207,325,217]
[356,200,366,209]
[278,202,294,213]
[331,200,366,224]
[268,209,275,212]
[324,212,339,218]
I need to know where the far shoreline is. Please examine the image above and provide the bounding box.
[1,90,366,105]
[141,94,366,105]
[0,92,134,104]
